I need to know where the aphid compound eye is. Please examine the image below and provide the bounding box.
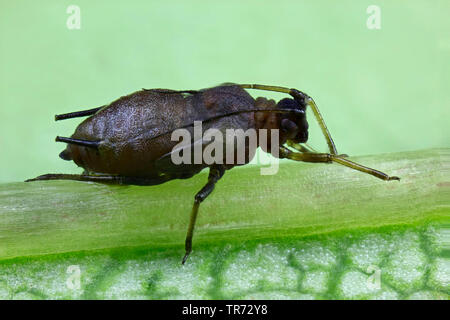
[277,98,308,143]
[295,125,309,143]
[277,98,305,112]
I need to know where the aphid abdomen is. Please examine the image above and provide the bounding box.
[61,85,259,177]
[64,90,193,177]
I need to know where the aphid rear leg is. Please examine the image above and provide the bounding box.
[182,165,226,265]
[25,174,121,184]
[25,173,173,185]
[286,141,315,153]
[279,147,399,181]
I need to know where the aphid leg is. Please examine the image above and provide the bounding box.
[239,84,338,154]
[55,136,101,149]
[25,174,121,183]
[25,173,172,185]
[287,140,348,158]
[286,141,314,153]
[55,106,103,121]
[300,95,338,155]
[183,165,226,265]
[279,147,400,181]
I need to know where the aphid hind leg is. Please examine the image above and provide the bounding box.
[25,173,173,185]
[280,147,399,181]
[182,165,226,264]
[26,174,120,183]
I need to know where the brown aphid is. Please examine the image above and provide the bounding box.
[26,83,399,263]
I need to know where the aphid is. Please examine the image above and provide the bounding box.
[26,83,400,263]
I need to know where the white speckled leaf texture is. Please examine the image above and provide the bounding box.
[1,224,448,300]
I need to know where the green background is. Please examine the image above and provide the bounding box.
[0,0,449,183]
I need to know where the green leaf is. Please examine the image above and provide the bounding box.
[0,149,449,299]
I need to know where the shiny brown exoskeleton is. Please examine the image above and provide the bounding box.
[27,83,399,263]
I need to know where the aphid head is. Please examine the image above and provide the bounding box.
[277,98,309,143]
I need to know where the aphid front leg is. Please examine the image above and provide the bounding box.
[183,165,226,264]
[286,140,348,158]
[286,141,315,153]
[280,147,399,181]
